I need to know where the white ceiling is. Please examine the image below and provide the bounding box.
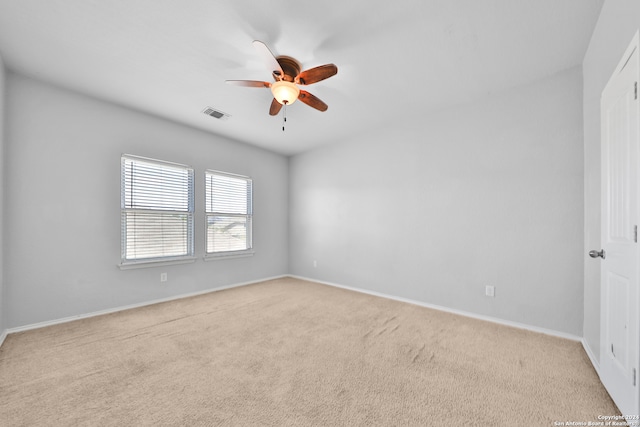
[0,0,604,156]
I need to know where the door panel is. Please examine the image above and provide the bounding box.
[606,272,628,371]
[607,95,632,242]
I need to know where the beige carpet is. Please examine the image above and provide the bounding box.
[0,277,620,426]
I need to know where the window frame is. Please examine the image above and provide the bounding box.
[204,169,254,260]
[119,154,196,269]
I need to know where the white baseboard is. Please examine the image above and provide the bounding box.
[2,273,583,346]
[290,275,582,342]
[5,275,288,336]
[0,329,7,348]
[581,338,601,377]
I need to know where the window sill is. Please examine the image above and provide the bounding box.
[118,257,197,270]
[203,251,254,261]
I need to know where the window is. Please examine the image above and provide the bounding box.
[121,155,194,265]
[205,170,253,257]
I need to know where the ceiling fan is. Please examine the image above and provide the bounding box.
[226,40,338,116]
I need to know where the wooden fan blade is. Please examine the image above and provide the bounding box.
[226,80,271,88]
[298,90,328,112]
[269,98,283,116]
[252,40,284,80]
[295,64,338,85]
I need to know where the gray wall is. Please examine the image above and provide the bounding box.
[582,0,640,363]
[290,66,584,336]
[4,73,288,328]
[0,53,5,337]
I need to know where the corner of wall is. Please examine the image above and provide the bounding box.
[286,155,292,275]
[0,52,6,345]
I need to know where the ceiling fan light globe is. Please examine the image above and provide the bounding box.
[271,81,299,105]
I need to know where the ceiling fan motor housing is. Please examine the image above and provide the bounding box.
[275,56,301,82]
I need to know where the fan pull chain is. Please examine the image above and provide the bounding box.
[282,101,288,131]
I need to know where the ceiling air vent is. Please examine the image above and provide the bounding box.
[202,106,231,120]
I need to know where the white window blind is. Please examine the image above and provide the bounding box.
[205,170,252,255]
[121,155,194,264]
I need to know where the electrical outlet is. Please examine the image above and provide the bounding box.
[160,273,167,282]
[485,285,495,297]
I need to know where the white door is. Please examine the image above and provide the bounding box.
[599,30,639,416]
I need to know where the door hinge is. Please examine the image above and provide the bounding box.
[636,81,638,100]
[634,368,637,386]
[635,225,638,243]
